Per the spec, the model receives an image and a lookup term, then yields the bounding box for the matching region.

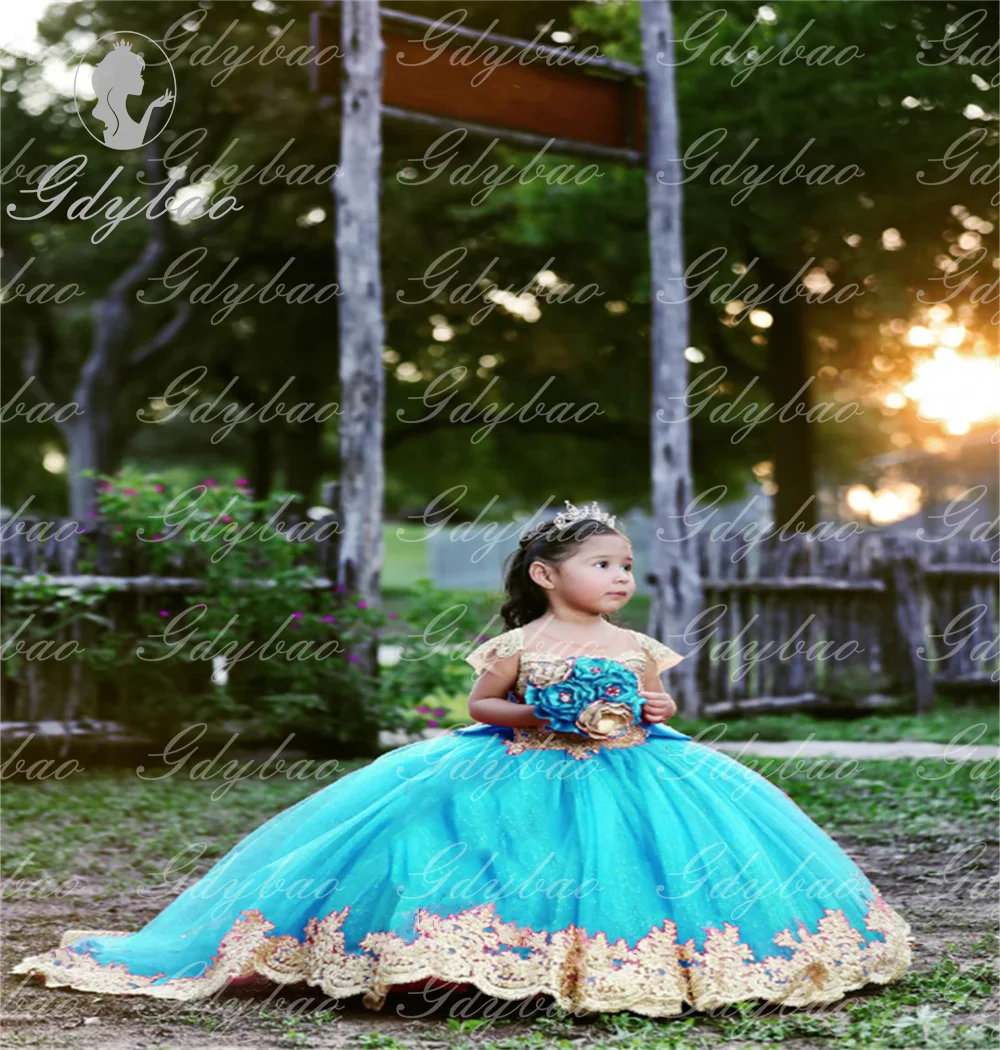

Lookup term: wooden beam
[311,8,645,155]
[381,105,642,164]
[700,577,888,593]
[379,7,643,80]
[0,575,337,590]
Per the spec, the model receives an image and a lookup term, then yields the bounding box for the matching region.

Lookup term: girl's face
[532,531,636,615]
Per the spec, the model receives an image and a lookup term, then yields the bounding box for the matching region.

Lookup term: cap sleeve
[637,632,685,674]
[464,627,524,679]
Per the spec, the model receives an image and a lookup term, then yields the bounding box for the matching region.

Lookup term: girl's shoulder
[623,629,686,673]
[464,626,525,678]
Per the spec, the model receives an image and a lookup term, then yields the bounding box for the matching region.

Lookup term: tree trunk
[249,423,275,503]
[640,0,703,717]
[283,414,324,513]
[63,416,110,525]
[332,0,386,757]
[756,255,817,531]
[334,0,385,606]
[18,129,190,523]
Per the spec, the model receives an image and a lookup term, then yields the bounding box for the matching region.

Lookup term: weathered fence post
[335,0,386,608]
[882,544,935,714]
[333,0,386,754]
[640,0,702,716]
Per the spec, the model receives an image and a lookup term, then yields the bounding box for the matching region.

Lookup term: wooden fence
[1,518,997,736]
[695,530,997,717]
[1,512,344,758]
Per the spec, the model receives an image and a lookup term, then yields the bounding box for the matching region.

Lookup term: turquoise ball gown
[10,627,913,1016]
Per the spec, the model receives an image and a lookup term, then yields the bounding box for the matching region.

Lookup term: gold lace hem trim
[10,891,913,1015]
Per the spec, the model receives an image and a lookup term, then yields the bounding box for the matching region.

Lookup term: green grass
[672,703,1000,746]
[382,523,431,589]
[1,765,366,898]
[760,755,998,843]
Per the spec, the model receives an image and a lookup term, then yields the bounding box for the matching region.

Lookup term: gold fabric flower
[575,701,635,740]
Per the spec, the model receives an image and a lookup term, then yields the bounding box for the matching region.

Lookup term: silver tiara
[552,500,617,530]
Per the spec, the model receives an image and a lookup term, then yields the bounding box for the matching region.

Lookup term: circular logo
[74,31,176,151]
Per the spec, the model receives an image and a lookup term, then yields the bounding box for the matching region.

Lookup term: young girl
[11,504,913,1016]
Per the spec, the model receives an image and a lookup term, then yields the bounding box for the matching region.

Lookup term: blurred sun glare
[901,346,1000,435]
[2,2,46,54]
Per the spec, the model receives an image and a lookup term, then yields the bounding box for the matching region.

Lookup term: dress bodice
[463,626,687,760]
[465,626,684,700]
[510,649,647,701]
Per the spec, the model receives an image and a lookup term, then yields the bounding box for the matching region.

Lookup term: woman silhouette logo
[75,33,176,151]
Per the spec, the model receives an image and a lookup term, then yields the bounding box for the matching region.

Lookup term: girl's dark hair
[499,517,629,630]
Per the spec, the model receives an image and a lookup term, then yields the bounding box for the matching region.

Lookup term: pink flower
[335,585,346,593]
[98,482,113,492]
[427,719,439,727]
[152,533,163,541]
[356,600,368,609]
[87,510,96,518]
[417,705,430,713]
[321,615,336,623]
[388,612,399,620]
[291,611,304,619]
[348,653,360,662]
[159,610,171,617]
[202,478,217,488]
[433,708,446,717]
[222,515,233,523]
[476,634,490,642]
[152,484,165,493]
[235,478,249,486]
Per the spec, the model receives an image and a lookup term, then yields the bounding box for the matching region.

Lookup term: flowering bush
[69,472,391,750]
[376,579,499,734]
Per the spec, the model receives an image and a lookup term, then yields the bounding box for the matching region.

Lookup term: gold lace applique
[677,888,914,1010]
[514,650,646,697]
[465,627,525,679]
[10,891,913,1015]
[633,633,685,674]
[507,724,650,761]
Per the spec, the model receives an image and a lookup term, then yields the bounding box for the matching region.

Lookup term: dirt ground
[2,822,997,1050]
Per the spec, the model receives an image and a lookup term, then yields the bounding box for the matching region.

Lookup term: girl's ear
[527,559,554,590]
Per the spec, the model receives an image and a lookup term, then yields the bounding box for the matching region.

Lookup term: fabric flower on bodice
[523,657,645,740]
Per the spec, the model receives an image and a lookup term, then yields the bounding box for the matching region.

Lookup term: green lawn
[382,523,432,589]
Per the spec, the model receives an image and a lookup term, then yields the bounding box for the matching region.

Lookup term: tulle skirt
[10,722,913,1016]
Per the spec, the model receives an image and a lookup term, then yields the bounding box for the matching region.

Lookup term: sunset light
[901,346,1000,435]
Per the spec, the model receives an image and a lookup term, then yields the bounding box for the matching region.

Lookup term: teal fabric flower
[524,657,645,739]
